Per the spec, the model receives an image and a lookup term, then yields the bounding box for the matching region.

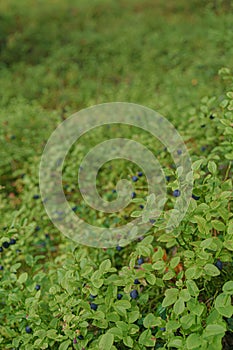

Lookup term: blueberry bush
[0,1,232,349]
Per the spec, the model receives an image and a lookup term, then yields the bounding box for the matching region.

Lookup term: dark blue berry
[130,290,138,299]
[0,265,4,270]
[72,206,78,212]
[132,176,138,182]
[138,171,143,177]
[112,189,116,193]
[160,327,166,331]
[90,303,98,311]
[2,242,10,249]
[139,204,144,209]
[116,245,122,251]
[192,194,200,200]
[90,294,97,299]
[209,114,215,120]
[35,284,41,291]
[149,219,156,224]
[137,257,144,265]
[25,326,32,334]
[165,176,170,182]
[201,124,206,128]
[33,194,40,199]
[215,260,223,270]
[78,335,84,340]
[201,146,206,152]
[173,189,180,197]
[0,247,3,252]
[177,149,182,155]
[35,226,40,231]
[9,238,16,245]
[134,279,140,285]
[117,293,123,300]
[131,192,136,199]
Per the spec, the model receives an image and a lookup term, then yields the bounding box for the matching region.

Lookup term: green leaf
[162,288,179,307]
[208,161,217,174]
[186,280,199,297]
[168,337,183,348]
[223,281,233,294]
[143,313,159,328]
[99,259,111,273]
[174,298,185,315]
[128,310,140,323]
[123,336,133,348]
[204,263,220,277]
[212,220,225,231]
[18,272,28,284]
[187,334,202,349]
[180,289,191,302]
[170,256,180,269]
[58,340,71,350]
[146,273,156,285]
[99,333,114,349]
[139,329,156,347]
[204,324,226,337]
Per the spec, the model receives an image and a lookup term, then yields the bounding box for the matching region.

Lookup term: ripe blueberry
[139,204,144,209]
[209,114,215,120]
[72,206,78,212]
[131,192,136,199]
[25,326,32,334]
[215,260,223,270]
[0,247,3,252]
[192,194,200,200]
[2,242,10,249]
[35,226,40,231]
[149,219,156,224]
[90,302,98,311]
[160,327,166,331]
[78,335,84,340]
[116,245,122,251]
[132,176,138,182]
[177,149,182,155]
[117,293,123,300]
[33,194,40,199]
[165,176,170,182]
[9,238,16,245]
[130,290,138,299]
[201,146,206,151]
[0,265,4,270]
[90,294,97,299]
[137,257,144,265]
[173,189,180,197]
[138,171,143,177]
[35,284,41,291]
[134,279,140,285]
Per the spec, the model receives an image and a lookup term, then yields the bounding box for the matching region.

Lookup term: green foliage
[0,0,233,349]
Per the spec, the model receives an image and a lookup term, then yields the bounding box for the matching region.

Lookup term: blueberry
[2,242,10,249]
[138,172,143,177]
[192,194,200,200]
[72,206,78,212]
[25,326,32,334]
[132,176,138,182]
[112,189,116,193]
[160,327,166,331]
[177,149,182,155]
[149,219,156,224]
[9,238,16,245]
[78,335,84,340]
[137,257,144,265]
[35,226,40,231]
[90,303,98,311]
[33,195,40,200]
[165,176,170,182]
[173,189,180,197]
[0,265,4,270]
[116,245,122,251]
[215,260,223,270]
[35,284,41,291]
[0,247,3,252]
[201,146,206,151]
[209,114,215,120]
[139,204,144,209]
[201,124,206,128]
[117,293,123,300]
[131,192,136,199]
[134,279,140,285]
[90,294,97,299]
[130,290,138,299]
